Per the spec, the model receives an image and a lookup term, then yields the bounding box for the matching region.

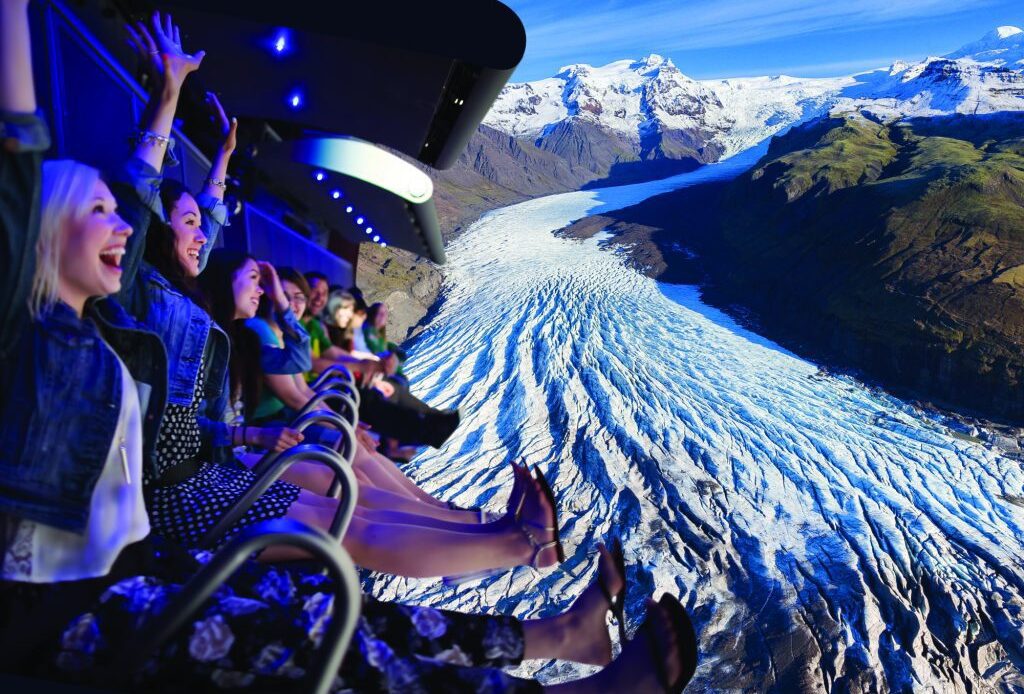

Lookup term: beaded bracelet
[207,177,227,189]
[137,130,171,147]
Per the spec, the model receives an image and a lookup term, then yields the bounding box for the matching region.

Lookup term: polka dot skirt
[147,352,302,549]
[148,461,301,548]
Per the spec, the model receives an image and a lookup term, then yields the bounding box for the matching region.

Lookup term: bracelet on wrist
[207,176,227,189]
[135,130,171,148]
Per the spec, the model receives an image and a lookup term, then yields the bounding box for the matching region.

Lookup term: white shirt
[1,348,150,582]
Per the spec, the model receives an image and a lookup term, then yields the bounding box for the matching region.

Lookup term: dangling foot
[589,596,697,693]
[557,542,628,665]
[516,466,563,569]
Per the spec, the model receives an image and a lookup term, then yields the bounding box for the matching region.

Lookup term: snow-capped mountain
[483,26,1024,163]
[947,25,1024,67]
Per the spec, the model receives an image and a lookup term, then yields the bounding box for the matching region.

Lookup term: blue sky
[503,0,1023,81]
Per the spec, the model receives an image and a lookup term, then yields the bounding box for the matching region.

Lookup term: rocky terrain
[558,112,1024,423]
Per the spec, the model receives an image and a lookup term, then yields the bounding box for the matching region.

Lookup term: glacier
[365,150,1024,692]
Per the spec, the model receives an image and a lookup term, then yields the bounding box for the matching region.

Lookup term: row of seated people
[0,3,697,692]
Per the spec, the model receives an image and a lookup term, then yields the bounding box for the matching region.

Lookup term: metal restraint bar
[121,519,361,694]
[199,444,358,547]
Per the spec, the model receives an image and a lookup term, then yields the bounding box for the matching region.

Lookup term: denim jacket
[0,113,168,532]
[109,158,233,450]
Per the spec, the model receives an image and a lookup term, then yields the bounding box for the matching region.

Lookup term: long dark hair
[198,249,264,418]
[145,178,208,310]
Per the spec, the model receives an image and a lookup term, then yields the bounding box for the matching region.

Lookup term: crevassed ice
[365,150,1024,692]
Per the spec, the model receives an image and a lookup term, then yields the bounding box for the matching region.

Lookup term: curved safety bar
[297,389,359,425]
[122,519,361,694]
[292,409,357,468]
[201,444,358,548]
[314,377,361,406]
[311,364,356,390]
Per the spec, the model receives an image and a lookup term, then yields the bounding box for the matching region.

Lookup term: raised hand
[126,12,204,94]
[205,91,237,154]
[258,261,288,311]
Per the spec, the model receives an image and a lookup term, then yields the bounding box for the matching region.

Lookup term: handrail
[311,364,356,390]
[200,444,358,548]
[291,409,357,469]
[297,389,358,425]
[314,377,361,406]
[121,519,361,694]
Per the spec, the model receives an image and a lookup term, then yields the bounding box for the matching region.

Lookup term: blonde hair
[30,160,101,318]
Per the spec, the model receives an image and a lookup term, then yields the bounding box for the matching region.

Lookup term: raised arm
[0,0,34,113]
[114,12,203,307]
[125,12,204,174]
[0,0,51,356]
[194,92,236,271]
[255,262,312,374]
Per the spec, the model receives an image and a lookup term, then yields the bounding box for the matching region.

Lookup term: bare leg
[357,486,485,525]
[272,477,557,577]
[544,599,687,694]
[354,444,451,508]
[522,544,624,665]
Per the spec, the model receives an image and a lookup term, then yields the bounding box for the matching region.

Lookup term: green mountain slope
[715,113,1024,422]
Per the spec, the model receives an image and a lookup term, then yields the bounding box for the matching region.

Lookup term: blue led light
[288,91,303,109]
[345,206,353,213]
[372,235,380,243]
[365,228,371,234]
[381,242,387,248]
[314,171,325,182]
[269,29,293,56]
[356,217,364,225]
[331,190,341,199]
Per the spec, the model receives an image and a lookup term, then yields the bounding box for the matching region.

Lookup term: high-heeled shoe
[649,594,698,693]
[441,463,531,586]
[523,465,565,566]
[598,539,627,642]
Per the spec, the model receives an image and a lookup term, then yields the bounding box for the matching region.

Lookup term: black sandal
[598,538,628,642]
[657,594,698,693]
[530,465,566,564]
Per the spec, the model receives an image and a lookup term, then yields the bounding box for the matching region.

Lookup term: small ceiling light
[288,91,303,109]
[372,235,380,243]
[356,216,364,225]
[331,190,341,199]
[345,206,353,213]
[274,35,286,53]
[366,227,373,233]
[381,242,387,248]
[365,228,371,234]
[314,171,325,182]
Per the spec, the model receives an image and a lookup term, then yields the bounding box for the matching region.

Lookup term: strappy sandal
[653,594,698,693]
[441,463,531,586]
[598,539,628,642]
[522,465,565,566]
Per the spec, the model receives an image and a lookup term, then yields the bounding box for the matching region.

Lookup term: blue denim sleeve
[194,191,228,273]
[198,368,233,448]
[109,158,164,313]
[245,311,312,375]
[0,111,49,359]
